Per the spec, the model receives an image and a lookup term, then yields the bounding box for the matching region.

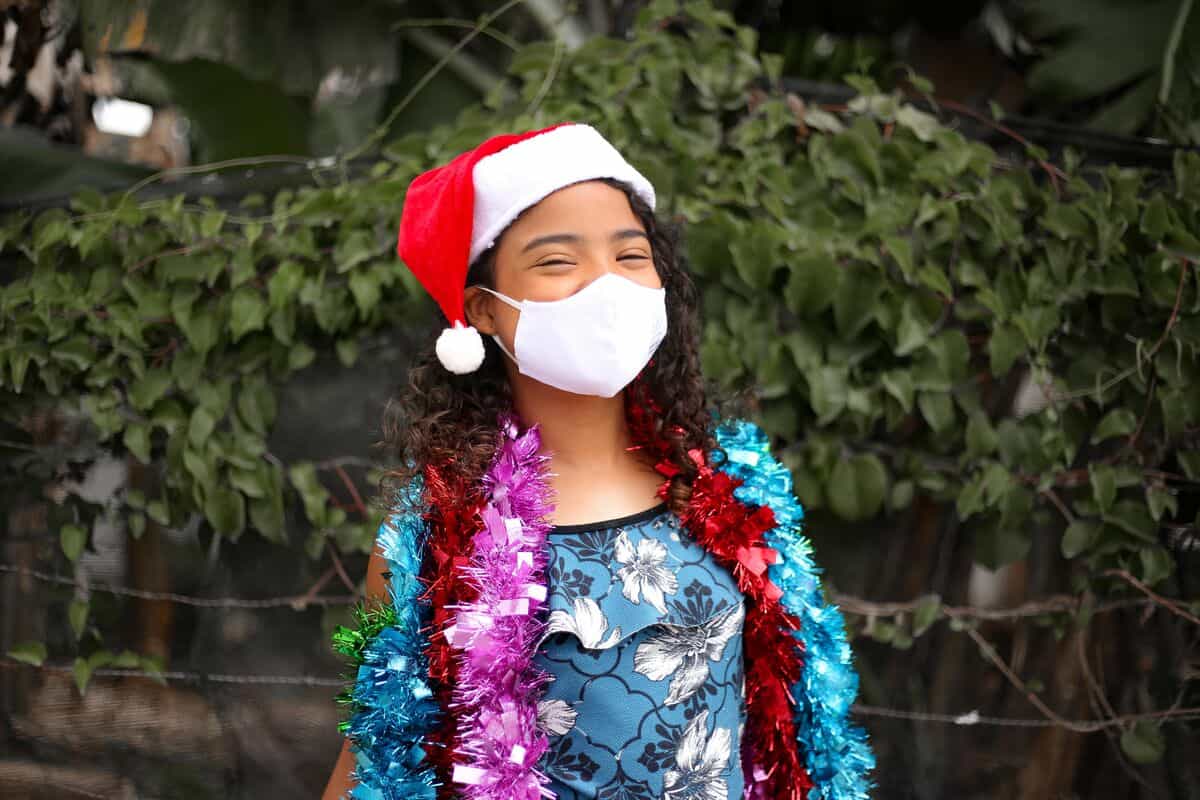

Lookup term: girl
[323,122,874,800]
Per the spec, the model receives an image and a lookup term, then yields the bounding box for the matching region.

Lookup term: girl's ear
[463,286,499,335]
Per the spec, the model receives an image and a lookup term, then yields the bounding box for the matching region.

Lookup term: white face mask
[474,272,668,398]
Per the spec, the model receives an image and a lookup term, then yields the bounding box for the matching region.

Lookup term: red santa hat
[396,121,657,374]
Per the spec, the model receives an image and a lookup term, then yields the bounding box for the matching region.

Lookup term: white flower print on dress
[633,601,745,706]
[662,709,733,800]
[613,530,678,614]
[536,697,578,736]
[541,596,624,649]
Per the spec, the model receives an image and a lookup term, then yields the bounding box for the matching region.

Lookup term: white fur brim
[468,124,656,265]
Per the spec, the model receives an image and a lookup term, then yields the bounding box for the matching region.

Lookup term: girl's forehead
[510,180,641,234]
[520,181,643,225]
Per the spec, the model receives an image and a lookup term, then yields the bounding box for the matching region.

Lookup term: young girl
[324,122,875,800]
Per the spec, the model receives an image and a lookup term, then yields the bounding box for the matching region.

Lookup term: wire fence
[5,560,1198,736]
[4,657,1199,731]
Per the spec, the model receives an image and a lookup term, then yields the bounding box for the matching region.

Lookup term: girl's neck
[510,380,633,471]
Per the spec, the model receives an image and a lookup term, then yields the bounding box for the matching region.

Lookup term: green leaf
[1102,500,1156,542]
[336,338,359,367]
[123,422,152,464]
[229,286,268,341]
[249,470,286,543]
[348,268,383,318]
[1090,464,1116,512]
[1146,485,1177,521]
[228,247,256,287]
[894,297,933,356]
[334,229,376,273]
[177,303,221,355]
[784,254,840,314]
[60,524,87,562]
[204,484,246,539]
[7,640,47,666]
[1061,520,1100,558]
[729,221,780,290]
[147,499,170,526]
[896,103,941,142]
[807,365,848,424]
[880,370,915,413]
[988,324,1024,374]
[68,599,89,641]
[1138,546,1173,585]
[128,369,172,411]
[1120,722,1165,765]
[965,412,999,458]
[974,517,1031,569]
[289,462,328,525]
[200,210,227,238]
[1091,408,1137,443]
[269,260,305,308]
[182,446,216,495]
[827,453,888,521]
[128,511,146,539]
[833,268,881,338]
[881,236,914,278]
[110,649,141,668]
[917,264,953,298]
[188,406,218,448]
[73,655,93,695]
[917,391,954,433]
[957,472,986,519]
[889,479,914,511]
[912,593,942,636]
[236,376,276,436]
[1178,451,1200,480]
[1041,203,1090,240]
[288,342,316,371]
[51,336,95,370]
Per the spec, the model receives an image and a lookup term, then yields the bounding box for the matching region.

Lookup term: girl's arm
[321,540,391,800]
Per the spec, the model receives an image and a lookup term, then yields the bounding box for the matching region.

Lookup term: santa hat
[396,121,657,374]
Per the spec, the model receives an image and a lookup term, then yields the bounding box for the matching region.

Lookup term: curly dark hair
[378,177,721,515]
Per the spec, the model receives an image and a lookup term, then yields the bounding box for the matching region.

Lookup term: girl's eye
[536,254,648,267]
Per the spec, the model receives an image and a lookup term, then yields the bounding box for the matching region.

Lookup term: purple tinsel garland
[443,413,559,799]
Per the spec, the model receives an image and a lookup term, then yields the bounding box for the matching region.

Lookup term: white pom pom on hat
[435,321,486,375]
[395,121,656,373]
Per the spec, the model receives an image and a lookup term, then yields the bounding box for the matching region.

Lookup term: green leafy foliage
[1023,0,1200,143]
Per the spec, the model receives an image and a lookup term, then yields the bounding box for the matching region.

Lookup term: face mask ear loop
[472,285,523,312]
[466,284,523,366]
[490,333,519,366]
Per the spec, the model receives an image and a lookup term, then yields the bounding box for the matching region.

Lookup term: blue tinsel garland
[340,476,442,800]
[336,419,875,799]
[713,418,877,800]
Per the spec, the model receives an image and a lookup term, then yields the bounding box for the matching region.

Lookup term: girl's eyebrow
[520,228,648,253]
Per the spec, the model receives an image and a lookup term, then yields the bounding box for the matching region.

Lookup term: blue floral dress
[531,501,748,800]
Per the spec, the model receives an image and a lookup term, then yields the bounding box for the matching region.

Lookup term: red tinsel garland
[625,379,814,800]
[418,462,486,799]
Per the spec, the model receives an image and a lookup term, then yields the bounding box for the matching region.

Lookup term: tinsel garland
[441,413,557,799]
[331,474,442,800]
[333,406,875,800]
[713,419,877,800]
[419,463,487,798]
[623,386,813,800]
